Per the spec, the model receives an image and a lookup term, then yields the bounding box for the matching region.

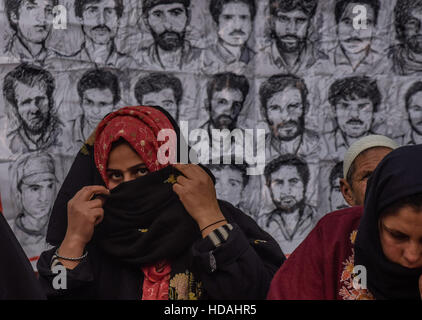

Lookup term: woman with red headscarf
[37,106,284,300]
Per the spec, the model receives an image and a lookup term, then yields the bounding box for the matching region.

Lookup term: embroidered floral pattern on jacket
[169,271,202,300]
[339,230,375,300]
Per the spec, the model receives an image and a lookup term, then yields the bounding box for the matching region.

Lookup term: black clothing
[355,144,422,299]
[0,213,45,299]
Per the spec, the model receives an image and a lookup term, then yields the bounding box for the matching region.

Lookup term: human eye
[222,14,233,21]
[170,8,183,17]
[218,98,228,105]
[390,230,409,242]
[273,179,283,186]
[134,166,148,177]
[105,7,115,15]
[340,102,349,109]
[406,19,420,30]
[86,6,98,14]
[151,9,162,18]
[363,171,372,180]
[288,103,300,110]
[30,185,41,192]
[277,14,289,23]
[35,96,46,106]
[410,105,422,112]
[229,179,241,187]
[107,171,122,181]
[342,17,353,25]
[296,18,307,25]
[269,104,279,111]
[289,178,299,185]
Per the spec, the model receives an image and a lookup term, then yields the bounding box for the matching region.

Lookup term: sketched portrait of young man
[55,0,137,69]
[70,68,121,150]
[203,0,256,74]
[10,152,58,267]
[402,81,422,145]
[4,0,57,65]
[328,161,348,212]
[134,73,183,121]
[322,76,380,159]
[328,0,383,74]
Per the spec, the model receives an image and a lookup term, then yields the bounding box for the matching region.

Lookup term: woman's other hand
[172,164,227,238]
[58,185,109,269]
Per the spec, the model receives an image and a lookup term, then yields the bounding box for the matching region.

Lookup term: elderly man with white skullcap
[339,135,398,207]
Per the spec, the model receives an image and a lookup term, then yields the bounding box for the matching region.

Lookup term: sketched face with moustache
[335,95,374,139]
[217,1,252,47]
[209,88,244,130]
[146,3,188,51]
[266,86,305,141]
[269,164,305,214]
[337,2,376,55]
[407,90,422,135]
[80,0,120,45]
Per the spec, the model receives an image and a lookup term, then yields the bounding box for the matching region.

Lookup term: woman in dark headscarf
[37,105,284,300]
[0,194,46,299]
[268,144,422,300]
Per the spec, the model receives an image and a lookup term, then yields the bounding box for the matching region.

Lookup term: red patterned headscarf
[94,106,177,186]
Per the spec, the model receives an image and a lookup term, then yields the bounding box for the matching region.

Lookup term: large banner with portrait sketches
[0,0,419,267]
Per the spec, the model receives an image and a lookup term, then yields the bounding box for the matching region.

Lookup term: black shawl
[0,212,45,299]
[355,144,422,300]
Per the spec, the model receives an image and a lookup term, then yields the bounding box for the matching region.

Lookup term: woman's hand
[172,164,226,237]
[58,185,109,269]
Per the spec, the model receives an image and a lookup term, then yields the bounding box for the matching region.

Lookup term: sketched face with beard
[266,86,305,141]
[407,90,422,135]
[402,8,422,54]
[14,81,51,136]
[209,88,244,130]
[80,0,120,45]
[269,165,305,214]
[271,9,310,54]
[335,95,374,139]
[146,3,188,51]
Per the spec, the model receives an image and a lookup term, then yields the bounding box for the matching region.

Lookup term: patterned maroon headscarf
[94,106,176,186]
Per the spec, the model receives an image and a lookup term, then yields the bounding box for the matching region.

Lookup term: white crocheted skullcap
[343,135,399,178]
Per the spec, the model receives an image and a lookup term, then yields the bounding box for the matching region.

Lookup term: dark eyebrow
[383,224,409,237]
[128,163,148,171]
[169,7,184,13]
